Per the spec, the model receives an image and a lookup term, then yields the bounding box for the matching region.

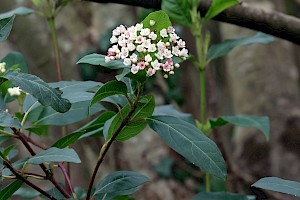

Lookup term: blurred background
[1,0,300,199]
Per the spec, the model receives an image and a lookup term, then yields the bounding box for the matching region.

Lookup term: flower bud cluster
[0,62,6,73]
[105,20,188,77]
[8,87,21,96]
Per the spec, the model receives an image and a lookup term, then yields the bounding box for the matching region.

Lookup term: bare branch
[84,0,300,45]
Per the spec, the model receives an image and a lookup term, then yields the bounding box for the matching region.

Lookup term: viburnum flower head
[105,19,188,78]
[8,87,21,96]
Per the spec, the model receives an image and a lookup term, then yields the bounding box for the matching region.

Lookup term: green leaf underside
[0,110,21,128]
[93,171,150,199]
[1,51,28,73]
[27,147,81,165]
[162,0,191,26]
[210,115,270,140]
[204,0,239,20]
[252,177,300,197]
[4,71,71,113]
[147,116,226,180]
[91,80,128,106]
[76,54,128,69]
[141,10,172,34]
[0,7,34,19]
[13,187,40,199]
[106,95,155,141]
[0,180,23,200]
[193,192,255,200]
[0,16,15,43]
[153,105,194,124]
[207,32,274,62]
[52,111,115,148]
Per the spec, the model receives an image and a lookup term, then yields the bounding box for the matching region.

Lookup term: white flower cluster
[105,20,188,78]
[0,62,6,73]
[8,87,21,96]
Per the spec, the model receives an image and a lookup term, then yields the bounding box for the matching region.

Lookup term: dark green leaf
[2,144,17,158]
[25,125,49,136]
[147,116,227,180]
[209,115,270,140]
[0,110,21,128]
[0,180,23,200]
[153,105,194,124]
[27,147,81,165]
[0,7,34,19]
[4,71,71,113]
[141,10,172,34]
[204,0,239,20]
[93,171,150,199]
[0,16,15,43]
[207,32,274,62]
[252,177,300,197]
[193,192,255,200]
[46,187,65,200]
[90,80,127,106]
[106,95,155,141]
[76,54,128,69]
[162,0,191,26]
[1,51,28,73]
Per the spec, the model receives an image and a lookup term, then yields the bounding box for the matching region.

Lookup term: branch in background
[84,0,300,45]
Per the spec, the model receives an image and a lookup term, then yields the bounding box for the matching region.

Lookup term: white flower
[136,45,145,52]
[175,63,180,68]
[147,44,157,52]
[8,87,21,96]
[118,39,126,47]
[157,41,165,51]
[143,39,151,48]
[127,42,136,51]
[140,28,150,36]
[151,59,160,70]
[163,49,173,58]
[131,65,139,74]
[145,54,152,62]
[160,28,168,38]
[150,20,155,26]
[129,32,137,40]
[123,58,131,66]
[177,39,186,48]
[179,48,188,57]
[0,62,6,73]
[135,23,143,31]
[147,68,156,76]
[121,47,129,59]
[167,26,175,34]
[172,46,180,56]
[135,36,145,44]
[105,56,111,63]
[110,36,118,44]
[155,51,164,60]
[130,53,138,63]
[149,32,157,40]
[169,33,179,43]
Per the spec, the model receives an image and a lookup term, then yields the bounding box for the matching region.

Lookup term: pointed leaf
[90,80,127,106]
[0,110,21,128]
[0,7,34,19]
[147,116,227,180]
[162,0,192,26]
[153,105,194,124]
[76,54,128,69]
[27,147,81,165]
[0,180,23,200]
[1,51,28,73]
[210,115,270,140]
[193,192,255,200]
[141,10,172,35]
[207,32,274,62]
[0,16,15,43]
[204,0,239,20]
[93,171,150,199]
[252,177,300,197]
[4,71,71,113]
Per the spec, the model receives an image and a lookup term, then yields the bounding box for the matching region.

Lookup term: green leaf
[106,95,155,141]
[2,144,17,158]
[209,115,270,140]
[4,71,71,113]
[0,16,15,43]
[207,32,274,62]
[1,51,28,73]
[252,177,300,197]
[52,111,115,148]
[141,10,172,34]
[27,147,81,165]
[0,7,34,19]
[204,0,239,20]
[153,105,194,124]
[76,54,128,69]
[193,192,255,200]
[162,0,191,26]
[0,180,23,200]
[90,80,127,106]
[0,110,21,128]
[13,187,40,199]
[93,171,150,199]
[147,116,227,180]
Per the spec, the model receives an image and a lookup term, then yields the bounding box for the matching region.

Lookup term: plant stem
[85,85,143,200]
[47,17,63,81]
[59,163,75,196]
